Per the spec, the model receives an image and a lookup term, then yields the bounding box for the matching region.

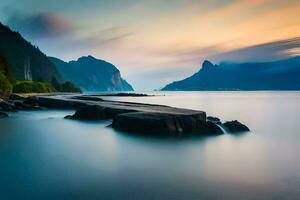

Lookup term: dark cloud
[47,27,133,52]
[86,27,134,47]
[211,37,300,63]
[152,37,300,65]
[29,25,134,60]
[7,12,74,39]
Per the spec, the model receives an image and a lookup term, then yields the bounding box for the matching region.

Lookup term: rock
[112,112,223,136]
[9,94,25,101]
[11,100,24,110]
[205,121,224,135]
[37,95,248,136]
[207,116,221,124]
[72,96,104,101]
[68,105,108,120]
[0,111,8,118]
[0,99,14,111]
[67,105,137,120]
[223,120,250,133]
[37,97,85,109]
[23,96,39,106]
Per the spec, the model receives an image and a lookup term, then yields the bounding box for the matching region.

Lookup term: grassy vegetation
[60,81,81,93]
[12,81,55,93]
[51,77,81,93]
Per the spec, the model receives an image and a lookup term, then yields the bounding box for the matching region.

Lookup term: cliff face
[49,56,134,92]
[0,22,61,82]
[162,58,300,91]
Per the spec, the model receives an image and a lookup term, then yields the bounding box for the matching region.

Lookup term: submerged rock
[0,111,8,118]
[223,120,250,133]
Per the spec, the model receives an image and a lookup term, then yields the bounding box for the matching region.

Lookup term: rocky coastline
[0,93,250,136]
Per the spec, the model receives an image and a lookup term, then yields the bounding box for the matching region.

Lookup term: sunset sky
[1,0,300,90]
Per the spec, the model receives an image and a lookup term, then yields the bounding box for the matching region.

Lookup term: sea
[0,91,299,200]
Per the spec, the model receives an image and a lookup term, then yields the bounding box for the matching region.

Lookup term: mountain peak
[77,55,97,61]
[202,60,214,70]
[50,56,134,92]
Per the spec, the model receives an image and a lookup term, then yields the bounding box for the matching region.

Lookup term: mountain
[0,52,13,96]
[0,22,61,82]
[49,56,134,91]
[162,57,300,91]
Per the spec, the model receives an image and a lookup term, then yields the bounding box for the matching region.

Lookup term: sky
[1,0,300,90]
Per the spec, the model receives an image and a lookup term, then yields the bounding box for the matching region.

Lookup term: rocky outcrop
[65,104,138,120]
[59,95,250,136]
[223,120,250,133]
[0,98,14,111]
[36,96,85,109]
[112,112,223,136]
[1,94,250,136]
[207,116,221,124]
[66,105,109,120]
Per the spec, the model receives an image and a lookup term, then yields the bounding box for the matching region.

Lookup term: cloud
[148,37,300,67]
[5,11,133,60]
[28,25,134,61]
[7,12,74,39]
[211,37,300,63]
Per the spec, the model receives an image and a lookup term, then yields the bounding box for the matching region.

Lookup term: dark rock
[37,97,85,109]
[207,116,221,124]
[67,105,137,120]
[9,94,25,101]
[37,95,248,136]
[223,120,250,133]
[69,105,108,120]
[72,96,104,101]
[205,121,224,135]
[0,111,8,118]
[0,99,14,111]
[112,112,223,136]
[23,96,39,106]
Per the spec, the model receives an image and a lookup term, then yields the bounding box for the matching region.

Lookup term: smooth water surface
[0,92,300,200]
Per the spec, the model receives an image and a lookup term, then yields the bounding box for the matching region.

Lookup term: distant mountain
[49,56,134,91]
[0,22,61,82]
[162,57,300,91]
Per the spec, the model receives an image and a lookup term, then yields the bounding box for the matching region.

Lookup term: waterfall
[24,59,32,81]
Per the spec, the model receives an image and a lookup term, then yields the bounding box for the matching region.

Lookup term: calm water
[0,92,300,200]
